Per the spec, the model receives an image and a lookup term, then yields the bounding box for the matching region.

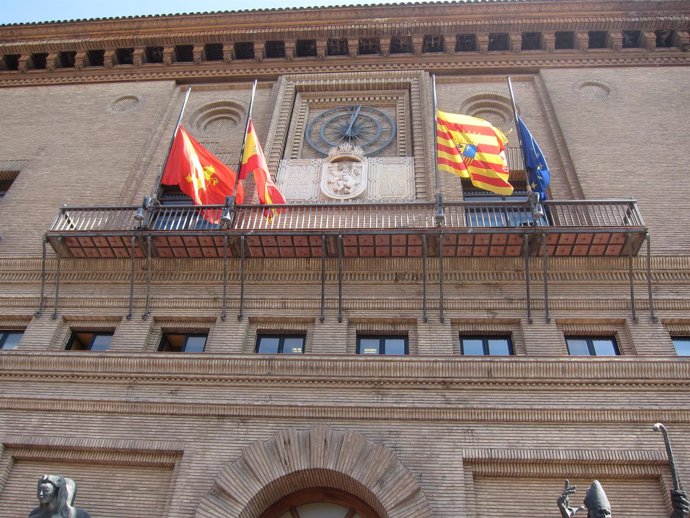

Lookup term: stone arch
[195,425,433,518]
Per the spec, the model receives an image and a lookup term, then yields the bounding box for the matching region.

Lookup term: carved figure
[29,475,91,518]
[557,479,689,518]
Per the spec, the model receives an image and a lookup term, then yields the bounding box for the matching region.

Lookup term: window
[0,171,20,198]
[422,35,444,53]
[256,334,305,354]
[460,335,513,356]
[204,43,224,61]
[265,41,286,58]
[234,42,255,59]
[58,51,76,68]
[655,30,675,48]
[3,54,20,71]
[358,37,380,55]
[488,33,509,51]
[0,330,23,350]
[159,333,207,353]
[356,335,407,355]
[116,48,134,65]
[175,45,194,62]
[87,49,105,67]
[327,38,348,56]
[672,337,690,356]
[566,336,620,356]
[66,331,113,351]
[390,35,412,54]
[456,34,476,52]
[521,32,542,51]
[30,53,48,69]
[145,46,164,63]
[622,30,641,48]
[296,39,317,57]
[588,31,608,49]
[555,31,575,49]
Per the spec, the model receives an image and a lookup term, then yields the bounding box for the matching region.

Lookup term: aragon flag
[161,125,244,221]
[240,119,286,217]
[436,110,513,196]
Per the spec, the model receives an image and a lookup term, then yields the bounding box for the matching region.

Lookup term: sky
[1,0,424,25]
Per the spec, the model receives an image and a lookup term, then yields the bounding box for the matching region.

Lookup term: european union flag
[517,116,551,201]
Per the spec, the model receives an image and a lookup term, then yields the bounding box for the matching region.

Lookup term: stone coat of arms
[320,144,368,200]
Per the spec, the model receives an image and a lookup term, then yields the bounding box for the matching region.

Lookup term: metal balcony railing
[49,199,644,234]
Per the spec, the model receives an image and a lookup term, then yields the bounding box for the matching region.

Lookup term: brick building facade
[1,1,689,517]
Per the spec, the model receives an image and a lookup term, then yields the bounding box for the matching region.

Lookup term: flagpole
[506,76,534,197]
[431,74,445,225]
[153,85,192,197]
[231,79,258,202]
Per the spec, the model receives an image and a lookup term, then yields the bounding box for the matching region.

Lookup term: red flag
[161,125,244,221]
[240,119,286,217]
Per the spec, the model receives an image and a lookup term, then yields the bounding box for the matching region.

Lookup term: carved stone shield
[320,145,368,200]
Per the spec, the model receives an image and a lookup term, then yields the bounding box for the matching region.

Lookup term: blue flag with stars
[517,116,551,200]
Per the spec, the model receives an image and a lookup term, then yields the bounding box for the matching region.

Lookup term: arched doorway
[195,425,432,518]
[260,488,380,518]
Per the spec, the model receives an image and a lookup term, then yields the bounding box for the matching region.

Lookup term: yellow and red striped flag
[436,110,513,196]
[239,119,286,217]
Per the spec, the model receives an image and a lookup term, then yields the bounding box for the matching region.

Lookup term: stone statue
[29,475,91,518]
[557,479,689,518]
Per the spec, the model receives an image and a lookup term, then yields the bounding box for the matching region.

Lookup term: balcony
[46,199,647,260]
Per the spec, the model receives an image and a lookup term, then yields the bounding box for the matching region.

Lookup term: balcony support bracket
[238,235,246,321]
[221,235,229,322]
[142,236,152,320]
[439,231,445,324]
[541,233,550,323]
[646,233,657,322]
[524,233,532,324]
[338,234,344,323]
[51,237,63,320]
[422,234,428,323]
[126,235,137,320]
[320,235,326,323]
[627,233,638,323]
[35,235,48,318]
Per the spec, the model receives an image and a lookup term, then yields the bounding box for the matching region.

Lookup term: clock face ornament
[305,105,396,156]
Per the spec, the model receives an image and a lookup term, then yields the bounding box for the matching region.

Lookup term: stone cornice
[0,353,688,386]
[0,396,688,424]
[1,1,689,39]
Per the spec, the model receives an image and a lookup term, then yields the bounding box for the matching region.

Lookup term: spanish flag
[240,119,286,216]
[436,110,513,196]
[161,125,244,215]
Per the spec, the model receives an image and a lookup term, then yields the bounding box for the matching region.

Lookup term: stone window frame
[144,318,215,353]
[0,317,30,351]
[65,330,114,352]
[557,319,635,356]
[346,318,417,355]
[53,317,122,352]
[244,317,314,354]
[663,321,690,356]
[452,319,525,355]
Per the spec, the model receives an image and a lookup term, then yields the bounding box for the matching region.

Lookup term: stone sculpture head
[584,480,612,518]
[31,475,79,518]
